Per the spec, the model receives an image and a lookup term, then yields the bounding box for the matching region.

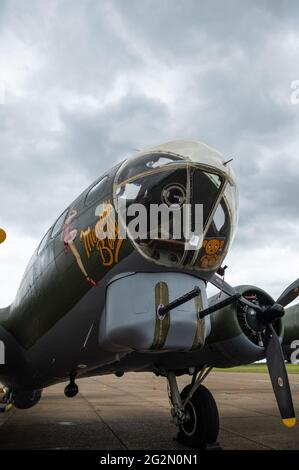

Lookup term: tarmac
[0,371,299,450]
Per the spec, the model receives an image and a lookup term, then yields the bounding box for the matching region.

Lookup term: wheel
[13,389,42,409]
[64,382,79,398]
[178,384,219,449]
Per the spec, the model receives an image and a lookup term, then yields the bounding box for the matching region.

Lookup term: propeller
[210,274,299,427]
[276,278,299,307]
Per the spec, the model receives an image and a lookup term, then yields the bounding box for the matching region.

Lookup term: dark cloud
[0,92,169,238]
[1,0,299,299]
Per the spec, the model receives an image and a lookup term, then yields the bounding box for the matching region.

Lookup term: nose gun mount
[156,286,241,320]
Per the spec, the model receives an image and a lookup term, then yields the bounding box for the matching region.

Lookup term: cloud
[1,0,299,305]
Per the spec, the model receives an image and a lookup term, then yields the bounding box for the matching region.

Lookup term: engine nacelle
[204,285,284,368]
[282,303,299,362]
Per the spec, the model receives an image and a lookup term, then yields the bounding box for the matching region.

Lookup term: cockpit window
[37,229,50,255]
[85,176,108,206]
[51,209,68,238]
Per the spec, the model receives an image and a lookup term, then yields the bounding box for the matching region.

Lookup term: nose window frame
[113,157,237,272]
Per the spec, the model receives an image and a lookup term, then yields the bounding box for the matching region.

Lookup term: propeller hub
[258,303,285,325]
[245,303,285,333]
[245,307,265,332]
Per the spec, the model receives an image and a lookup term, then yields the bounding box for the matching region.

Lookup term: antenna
[223,158,233,166]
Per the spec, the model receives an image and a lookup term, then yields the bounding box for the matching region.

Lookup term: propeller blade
[210,274,236,296]
[210,275,296,426]
[210,274,262,311]
[276,278,299,307]
[263,324,296,427]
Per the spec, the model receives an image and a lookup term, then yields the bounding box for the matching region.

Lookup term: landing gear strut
[167,368,220,449]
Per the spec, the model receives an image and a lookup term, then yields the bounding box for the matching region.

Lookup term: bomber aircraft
[0,140,299,449]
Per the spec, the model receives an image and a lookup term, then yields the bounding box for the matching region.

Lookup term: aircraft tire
[178,384,219,449]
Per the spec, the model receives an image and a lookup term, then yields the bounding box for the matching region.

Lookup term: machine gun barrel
[157,288,241,319]
[157,286,201,316]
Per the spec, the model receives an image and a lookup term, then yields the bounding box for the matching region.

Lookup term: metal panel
[99,272,209,352]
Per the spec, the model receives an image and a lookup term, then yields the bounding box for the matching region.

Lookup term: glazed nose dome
[114,140,238,275]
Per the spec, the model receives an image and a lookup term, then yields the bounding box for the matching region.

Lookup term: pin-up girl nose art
[63,209,97,287]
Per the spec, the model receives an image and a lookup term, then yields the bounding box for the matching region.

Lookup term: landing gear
[178,384,219,448]
[64,375,79,398]
[167,368,220,449]
[13,389,42,409]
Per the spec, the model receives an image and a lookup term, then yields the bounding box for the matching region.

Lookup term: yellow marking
[79,201,124,268]
[80,226,93,258]
[114,238,123,263]
[282,417,296,428]
[0,228,6,244]
[151,282,170,350]
[192,293,205,350]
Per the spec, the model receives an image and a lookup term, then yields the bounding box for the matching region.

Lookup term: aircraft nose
[114,145,238,274]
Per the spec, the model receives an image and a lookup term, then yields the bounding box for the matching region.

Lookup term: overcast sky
[1,0,299,306]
